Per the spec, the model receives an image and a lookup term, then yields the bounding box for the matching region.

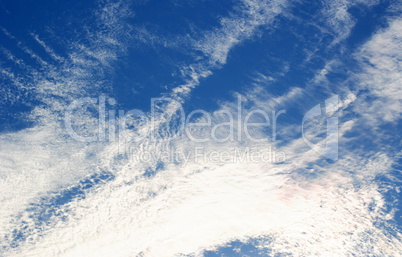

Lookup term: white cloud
[320,0,379,45]
[1,1,402,257]
[193,0,288,67]
[355,18,402,123]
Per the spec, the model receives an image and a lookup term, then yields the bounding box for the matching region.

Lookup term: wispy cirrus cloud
[1,0,402,257]
[355,18,402,124]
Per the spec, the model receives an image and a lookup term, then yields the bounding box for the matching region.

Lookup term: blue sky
[0,0,402,256]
